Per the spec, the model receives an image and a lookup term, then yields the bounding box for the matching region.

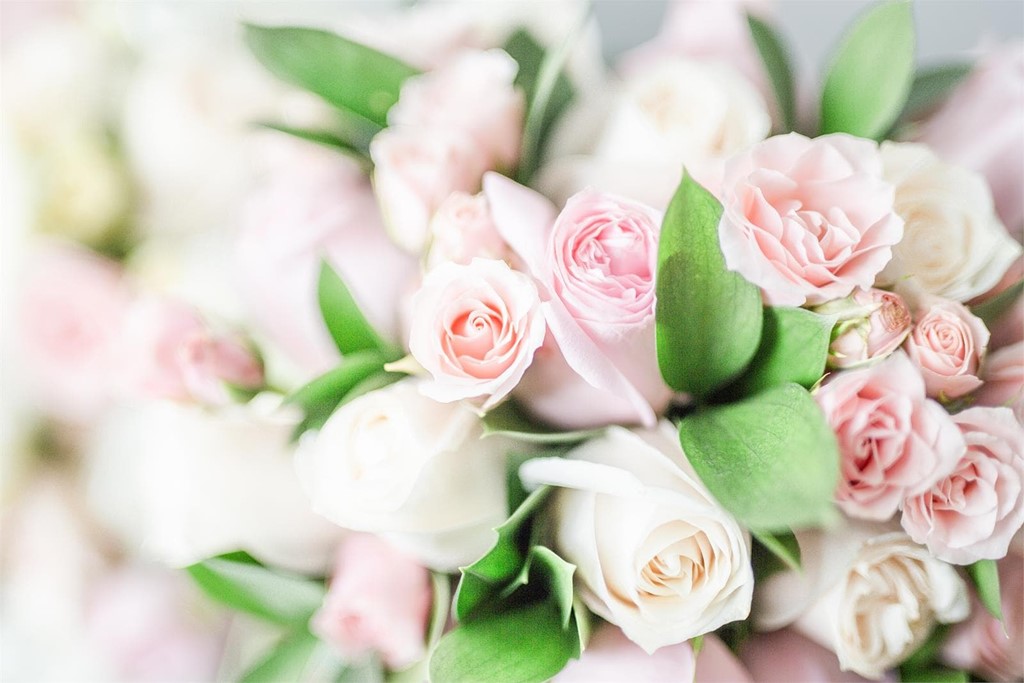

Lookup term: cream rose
[814,352,965,520]
[877,142,1022,301]
[901,407,1024,565]
[756,525,969,680]
[408,258,545,409]
[294,379,510,571]
[904,297,990,399]
[520,423,753,653]
[718,133,904,307]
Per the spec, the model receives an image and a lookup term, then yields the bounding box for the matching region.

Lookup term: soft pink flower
[902,407,1024,564]
[974,341,1024,422]
[408,258,546,409]
[740,629,888,683]
[941,549,1024,682]
[371,126,487,254]
[86,567,225,683]
[236,145,416,376]
[18,243,129,421]
[177,334,264,406]
[425,191,507,270]
[916,44,1024,239]
[556,626,750,683]
[484,173,672,428]
[814,352,966,520]
[821,288,912,369]
[389,49,524,171]
[905,298,990,400]
[311,534,431,670]
[718,133,904,307]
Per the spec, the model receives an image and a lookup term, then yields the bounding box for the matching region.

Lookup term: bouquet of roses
[6,1,1022,682]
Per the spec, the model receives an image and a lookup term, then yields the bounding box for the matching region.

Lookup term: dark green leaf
[900,62,972,121]
[820,0,915,139]
[497,546,575,629]
[900,667,968,683]
[286,351,388,436]
[729,307,835,397]
[967,559,1003,621]
[317,259,396,358]
[747,14,797,132]
[656,172,763,399]
[899,623,952,675]
[752,530,802,573]
[971,279,1023,330]
[430,601,578,683]
[186,556,325,625]
[678,383,840,531]
[455,487,551,620]
[515,22,580,183]
[244,24,418,128]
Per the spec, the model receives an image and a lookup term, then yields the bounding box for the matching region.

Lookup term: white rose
[877,142,1022,302]
[294,379,510,571]
[541,58,770,208]
[520,422,753,653]
[756,524,969,680]
[86,394,343,574]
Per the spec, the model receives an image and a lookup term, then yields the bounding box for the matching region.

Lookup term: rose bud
[424,191,508,270]
[901,406,1024,565]
[814,352,965,521]
[974,341,1024,422]
[408,258,546,410]
[817,288,912,369]
[904,297,990,400]
[717,133,904,307]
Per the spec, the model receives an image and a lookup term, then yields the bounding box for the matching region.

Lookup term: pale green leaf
[244,25,418,127]
[254,121,371,166]
[678,383,840,531]
[971,279,1023,330]
[747,13,797,131]
[186,556,325,625]
[285,351,388,436]
[482,402,603,444]
[820,0,915,139]
[900,62,972,121]
[656,172,763,398]
[317,260,396,358]
[967,559,1003,621]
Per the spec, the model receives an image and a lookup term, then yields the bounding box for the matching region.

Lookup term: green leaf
[515,21,581,183]
[656,172,763,399]
[286,351,389,436]
[186,556,325,625]
[900,667,968,683]
[678,383,840,531]
[971,279,1023,330]
[430,601,578,683]
[691,634,705,658]
[752,530,802,573]
[820,0,915,139]
[899,62,972,121]
[729,307,835,397]
[482,402,603,444]
[244,24,418,128]
[240,629,358,683]
[899,623,952,675]
[747,13,797,132]
[317,259,396,358]
[967,559,1003,621]
[497,545,576,629]
[254,121,371,166]
[455,487,551,621]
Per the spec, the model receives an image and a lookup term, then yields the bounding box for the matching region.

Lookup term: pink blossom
[740,629,889,682]
[902,407,1024,564]
[311,534,431,670]
[425,191,508,270]
[484,173,672,428]
[905,298,990,400]
[821,288,912,369]
[814,352,966,520]
[718,133,904,307]
[974,342,1024,422]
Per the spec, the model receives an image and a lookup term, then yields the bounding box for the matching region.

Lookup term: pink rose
[740,629,888,683]
[311,534,431,670]
[370,126,487,254]
[408,258,546,409]
[18,243,129,421]
[485,173,672,428]
[916,44,1024,239]
[718,133,904,307]
[820,288,912,369]
[901,406,1024,564]
[177,333,264,406]
[556,626,750,683]
[389,49,524,171]
[905,298,990,400]
[974,341,1024,422]
[941,549,1024,682]
[236,145,416,376]
[425,191,508,270]
[814,352,966,520]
